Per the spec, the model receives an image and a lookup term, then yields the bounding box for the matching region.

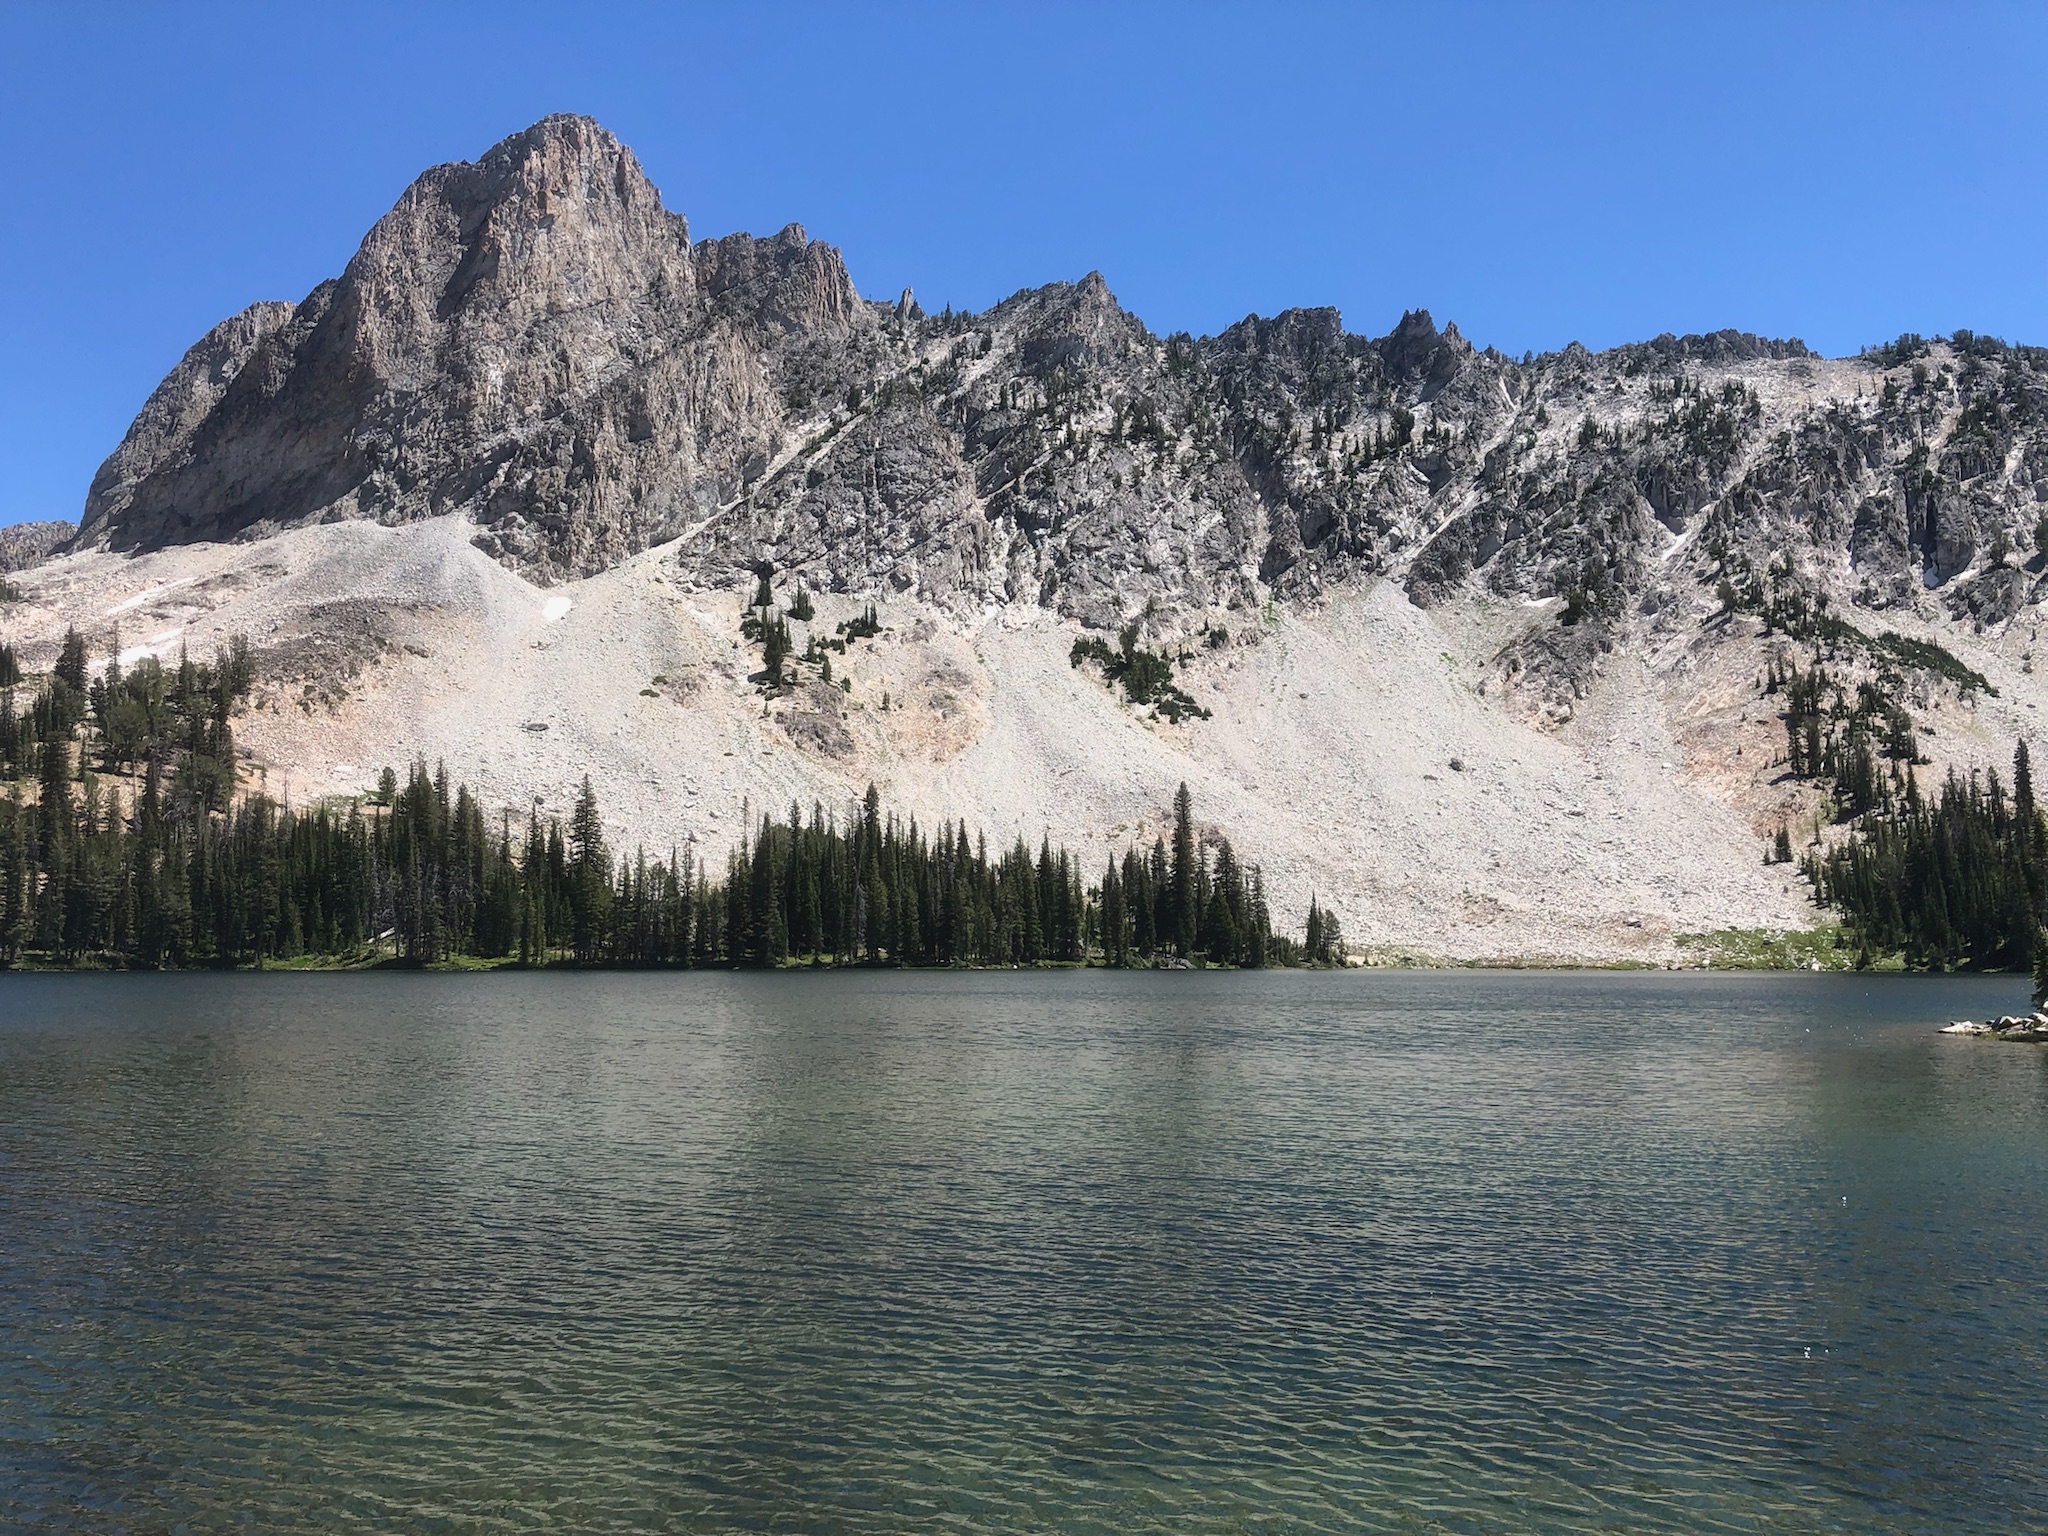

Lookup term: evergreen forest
[1805,741,2046,973]
[1727,568,2048,973]
[16,605,2043,978]
[0,631,1330,970]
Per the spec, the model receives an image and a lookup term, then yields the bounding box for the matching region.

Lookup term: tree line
[1738,580,2041,975]
[0,630,1337,969]
[1806,741,2045,973]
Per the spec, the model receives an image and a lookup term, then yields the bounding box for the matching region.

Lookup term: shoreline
[1941,1013,2048,1041]
[0,945,2020,978]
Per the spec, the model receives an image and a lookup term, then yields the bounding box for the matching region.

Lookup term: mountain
[0,522,74,575]
[8,114,2047,962]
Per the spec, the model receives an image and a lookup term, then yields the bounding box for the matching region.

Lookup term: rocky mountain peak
[454,113,660,223]
[1012,272,1148,374]
[349,111,693,358]
[1378,307,1442,369]
[1074,270,1113,304]
[695,222,861,338]
[74,116,772,579]
[63,114,2048,677]
[1215,306,1345,360]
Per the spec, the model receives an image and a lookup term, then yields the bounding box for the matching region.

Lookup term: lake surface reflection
[2,969,2044,1532]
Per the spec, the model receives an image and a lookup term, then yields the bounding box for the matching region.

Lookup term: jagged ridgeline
[67,112,2048,644]
[0,631,1310,969]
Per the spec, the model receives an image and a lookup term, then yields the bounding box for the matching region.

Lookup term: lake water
[1,970,2044,1533]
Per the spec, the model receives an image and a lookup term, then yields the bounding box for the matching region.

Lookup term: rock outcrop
[70,115,2048,684]
[75,116,858,584]
[0,521,75,574]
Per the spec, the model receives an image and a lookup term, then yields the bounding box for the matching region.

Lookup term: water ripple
[1,969,2044,1532]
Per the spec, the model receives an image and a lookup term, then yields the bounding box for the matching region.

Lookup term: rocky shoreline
[1941,1014,2048,1042]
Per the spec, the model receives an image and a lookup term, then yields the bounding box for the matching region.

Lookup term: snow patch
[105,578,194,617]
[116,628,185,668]
[542,595,573,623]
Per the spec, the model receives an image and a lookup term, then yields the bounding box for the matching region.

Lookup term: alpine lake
[2,969,2043,1533]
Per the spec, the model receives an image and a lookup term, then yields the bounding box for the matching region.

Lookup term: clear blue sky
[3,1,2044,529]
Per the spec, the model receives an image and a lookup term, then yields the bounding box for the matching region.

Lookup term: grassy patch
[1674,925,1893,970]
[257,950,523,971]
[1806,612,1994,696]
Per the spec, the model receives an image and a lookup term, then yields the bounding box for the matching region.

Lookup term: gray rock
[76,116,839,585]
[0,520,77,574]
[69,114,2048,669]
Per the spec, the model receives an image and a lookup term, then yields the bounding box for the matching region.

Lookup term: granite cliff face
[0,521,74,575]
[74,115,2048,666]
[76,116,856,583]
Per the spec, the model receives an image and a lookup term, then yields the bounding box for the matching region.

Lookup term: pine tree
[1316,902,1343,963]
[1100,854,1126,965]
[2015,741,2037,849]
[1127,845,1153,957]
[1171,782,1197,957]
[1246,868,1270,968]
[568,775,611,962]
[762,617,791,687]
[0,787,25,965]
[53,628,89,694]
[1201,881,1237,964]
